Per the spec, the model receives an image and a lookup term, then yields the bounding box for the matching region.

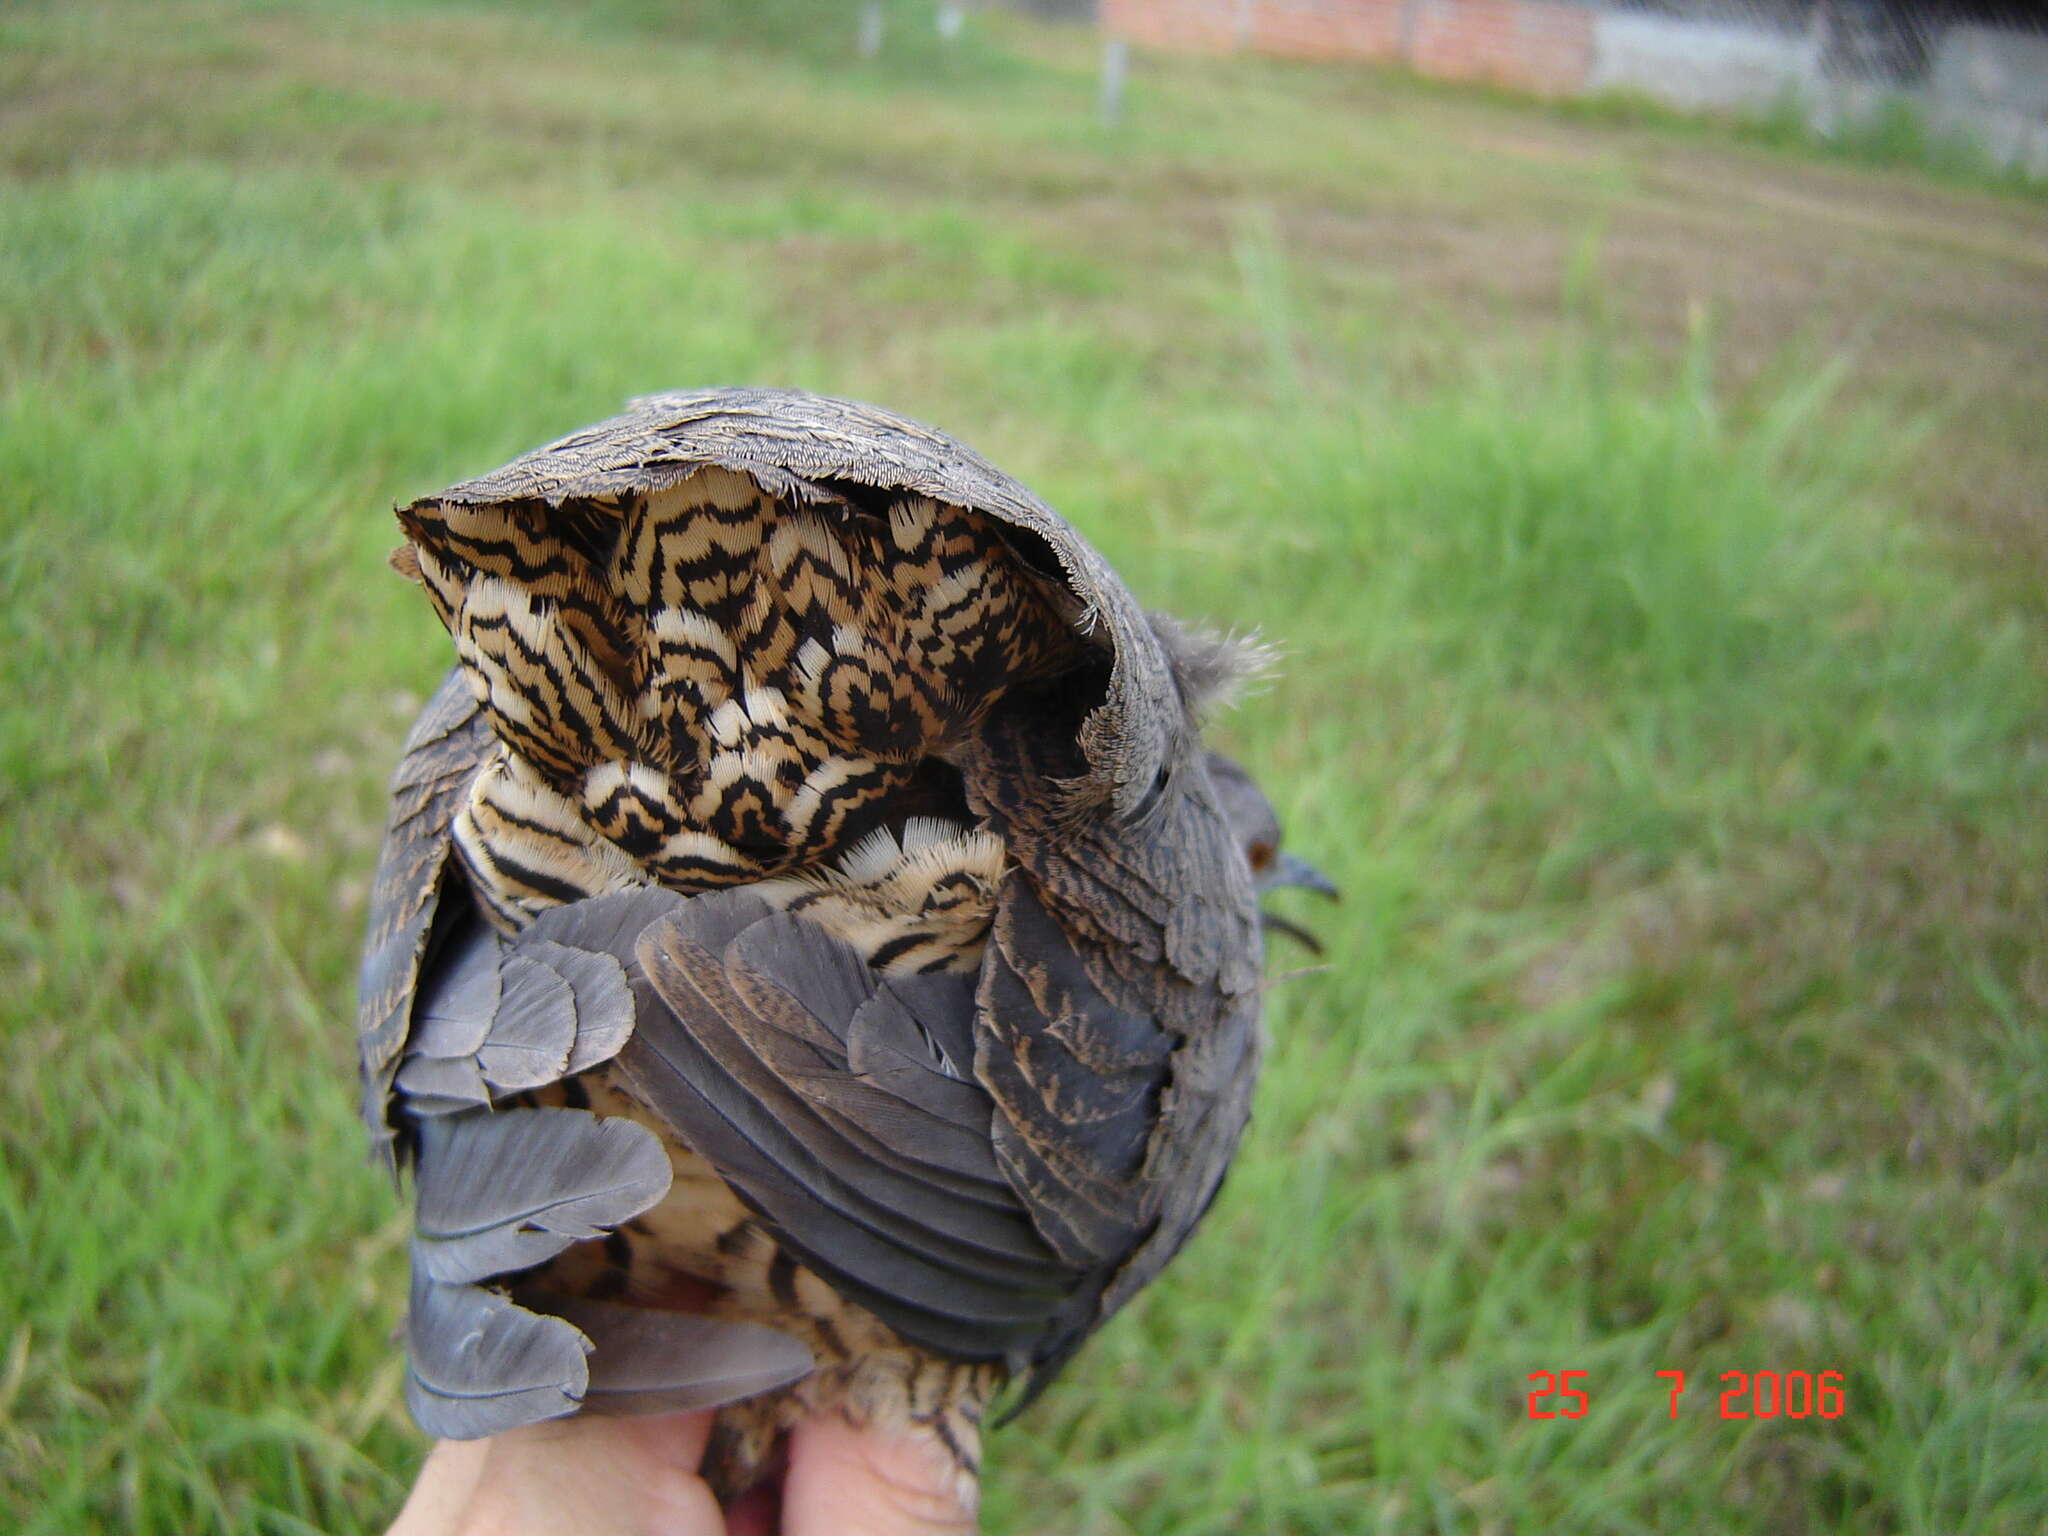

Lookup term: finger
[781,1413,978,1536]
[387,1438,490,1536]
[444,1411,724,1536]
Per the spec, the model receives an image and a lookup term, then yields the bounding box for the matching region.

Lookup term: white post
[858,2,884,60]
[937,3,966,42]
[1100,37,1129,127]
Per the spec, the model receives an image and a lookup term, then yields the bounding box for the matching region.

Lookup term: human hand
[386,1408,977,1536]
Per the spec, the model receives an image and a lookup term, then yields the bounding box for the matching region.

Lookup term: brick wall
[1105,0,1246,53]
[1248,1,1405,64]
[1102,0,1597,98]
[1411,0,1592,96]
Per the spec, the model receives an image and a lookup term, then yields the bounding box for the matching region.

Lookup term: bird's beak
[1260,910,1325,956]
[1259,855,1338,955]
[1270,851,1339,900]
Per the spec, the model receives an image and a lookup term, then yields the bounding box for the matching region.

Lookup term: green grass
[1560,86,2048,202]
[4,2,2046,1531]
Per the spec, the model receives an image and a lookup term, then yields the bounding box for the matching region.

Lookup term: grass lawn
[3,2,2045,1531]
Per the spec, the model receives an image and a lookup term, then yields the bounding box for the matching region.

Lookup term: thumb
[405,1411,723,1536]
[781,1412,979,1536]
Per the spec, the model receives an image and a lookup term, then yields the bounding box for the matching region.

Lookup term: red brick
[1408,0,1594,95]
[1107,0,1594,97]
[1248,0,1402,62]
[1103,0,1242,53]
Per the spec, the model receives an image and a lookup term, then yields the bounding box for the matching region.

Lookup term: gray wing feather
[469,954,577,1090]
[845,981,986,1132]
[727,915,871,1043]
[615,893,1080,1364]
[404,1267,590,1440]
[394,1054,490,1105]
[873,970,980,1077]
[405,1274,813,1439]
[642,911,1027,1214]
[391,902,651,1118]
[378,859,808,1440]
[520,1293,815,1418]
[406,934,501,1060]
[522,887,690,957]
[527,941,637,1073]
[401,1092,491,1120]
[412,1108,672,1285]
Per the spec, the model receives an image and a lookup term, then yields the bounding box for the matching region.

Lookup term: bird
[355,387,1331,1505]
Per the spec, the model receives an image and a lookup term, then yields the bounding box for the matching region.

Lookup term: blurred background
[3,2,2044,1531]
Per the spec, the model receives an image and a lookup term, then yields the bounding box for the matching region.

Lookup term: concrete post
[1101,37,1130,126]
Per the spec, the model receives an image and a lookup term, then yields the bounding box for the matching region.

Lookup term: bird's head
[1203,751,1337,954]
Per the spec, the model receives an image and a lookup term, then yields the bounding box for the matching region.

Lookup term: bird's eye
[1248,840,1275,873]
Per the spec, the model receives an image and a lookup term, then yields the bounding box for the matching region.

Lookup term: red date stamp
[1527,1370,1845,1420]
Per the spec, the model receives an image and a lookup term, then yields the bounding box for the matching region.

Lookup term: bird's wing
[949,719,1266,1405]
[613,879,1186,1385]
[389,896,818,1439]
[359,681,815,1439]
[356,666,491,1167]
